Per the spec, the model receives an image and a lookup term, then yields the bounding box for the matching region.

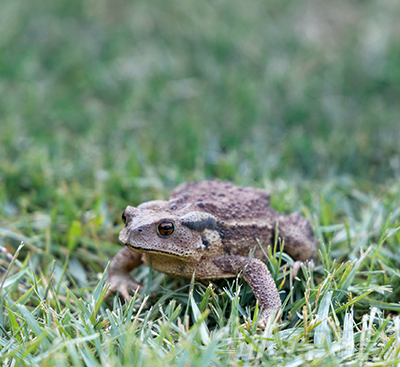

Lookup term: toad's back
[171,180,316,262]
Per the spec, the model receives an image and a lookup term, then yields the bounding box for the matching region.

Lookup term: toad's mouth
[122,241,186,258]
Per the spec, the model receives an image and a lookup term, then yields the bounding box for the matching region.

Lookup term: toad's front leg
[213,256,281,328]
[106,247,143,301]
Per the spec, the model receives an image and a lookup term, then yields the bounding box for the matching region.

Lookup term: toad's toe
[105,272,142,301]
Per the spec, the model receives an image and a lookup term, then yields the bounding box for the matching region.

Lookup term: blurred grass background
[1,0,400,210]
[1,0,400,364]
[1,0,400,284]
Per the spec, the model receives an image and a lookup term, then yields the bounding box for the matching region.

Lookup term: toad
[107,180,316,327]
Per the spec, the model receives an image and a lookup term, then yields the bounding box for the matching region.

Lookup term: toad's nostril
[137,228,144,233]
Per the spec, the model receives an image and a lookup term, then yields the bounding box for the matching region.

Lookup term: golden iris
[157,221,175,237]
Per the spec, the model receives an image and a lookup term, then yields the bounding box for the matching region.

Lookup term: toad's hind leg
[275,212,316,276]
[213,255,282,328]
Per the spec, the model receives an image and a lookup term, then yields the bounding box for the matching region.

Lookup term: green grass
[1,0,400,365]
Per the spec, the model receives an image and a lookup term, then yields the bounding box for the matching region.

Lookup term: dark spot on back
[216,223,233,243]
[181,216,216,232]
[223,245,231,255]
[201,236,210,249]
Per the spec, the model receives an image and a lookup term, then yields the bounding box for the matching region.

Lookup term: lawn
[1,0,400,365]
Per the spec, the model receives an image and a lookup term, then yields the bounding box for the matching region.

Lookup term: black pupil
[158,221,174,236]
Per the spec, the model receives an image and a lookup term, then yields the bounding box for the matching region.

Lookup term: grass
[1,0,400,365]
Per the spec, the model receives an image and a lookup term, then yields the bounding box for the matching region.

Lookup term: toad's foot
[105,247,143,301]
[106,271,142,301]
[257,308,282,329]
[292,258,315,279]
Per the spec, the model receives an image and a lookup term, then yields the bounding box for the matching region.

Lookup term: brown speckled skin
[108,180,316,327]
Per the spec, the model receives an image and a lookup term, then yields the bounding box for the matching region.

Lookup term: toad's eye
[157,221,175,237]
[122,212,127,224]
